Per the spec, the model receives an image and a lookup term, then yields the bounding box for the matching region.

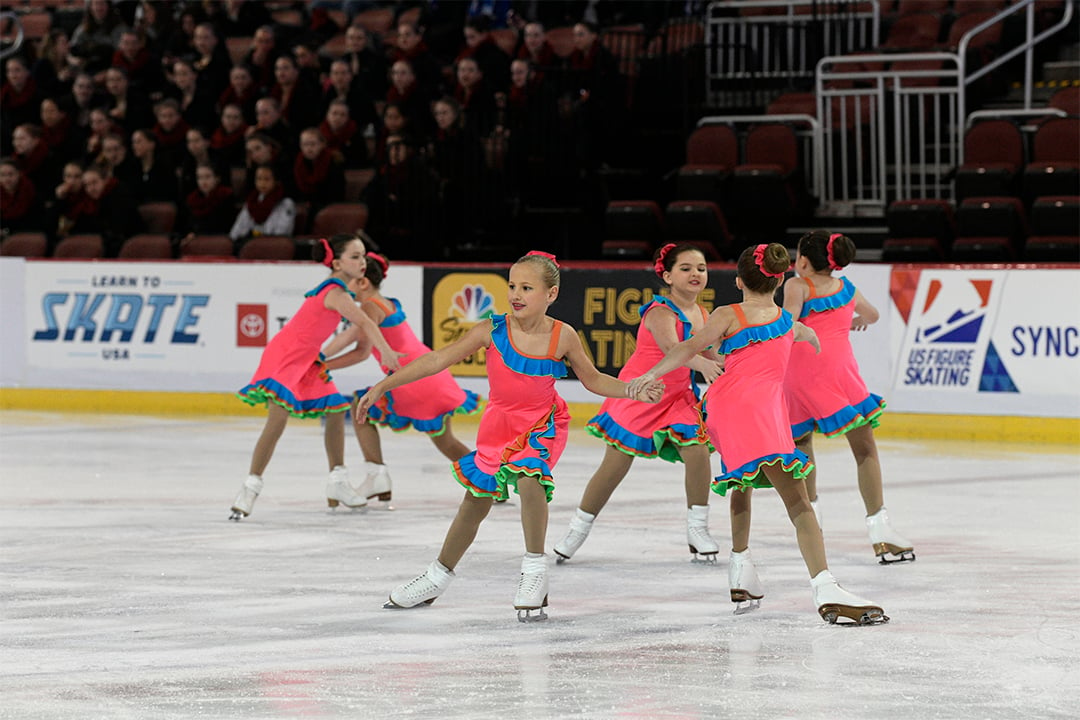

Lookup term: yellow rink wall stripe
[2,389,1077,445]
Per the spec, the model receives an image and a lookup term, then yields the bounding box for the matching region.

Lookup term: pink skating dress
[587,296,710,462]
[785,276,885,440]
[706,305,813,496]
[357,296,480,435]
[452,314,569,502]
[237,278,351,417]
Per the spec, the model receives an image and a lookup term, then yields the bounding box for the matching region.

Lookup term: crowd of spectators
[1,0,701,261]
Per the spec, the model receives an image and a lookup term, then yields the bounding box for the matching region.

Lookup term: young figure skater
[229,234,403,521]
[553,244,725,564]
[629,243,888,625]
[320,250,480,505]
[784,230,915,563]
[356,252,663,621]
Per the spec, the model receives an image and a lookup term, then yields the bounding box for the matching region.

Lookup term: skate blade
[875,545,916,564]
[690,552,718,565]
[327,501,369,514]
[553,551,570,565]
[818,604,890,625]
[732,599,761,615]
[516,607,548,623]
[228,509,247,521]
[383,597,437,610]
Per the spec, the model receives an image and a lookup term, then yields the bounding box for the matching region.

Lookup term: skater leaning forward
[783,230,915,564]
[356,251,663,621]
[629,243,889,625]
[553,243,725,565]
[229,233,404,521]
[320,250,481,506]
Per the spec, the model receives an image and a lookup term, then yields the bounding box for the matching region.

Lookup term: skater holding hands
[628,243,888,625]
[228,233,404,520]
[783,230,914,563]
[554,243,725,564]
[356,251,664,621]
[321,250,481,505]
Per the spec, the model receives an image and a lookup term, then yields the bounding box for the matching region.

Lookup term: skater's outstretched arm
[851,289,879,331]
[356,320,494,415]
[643,305,724,383]
[324,287,405,371]
[559,326,663,402]
[628,305,737,396]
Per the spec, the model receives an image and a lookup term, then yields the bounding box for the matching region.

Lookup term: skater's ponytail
[798,230,855,272]
[737,243,790,293]
[365,251,389,287]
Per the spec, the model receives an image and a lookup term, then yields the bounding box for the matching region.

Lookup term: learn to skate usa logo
[902,277,1016,392]
[450,285,496,321]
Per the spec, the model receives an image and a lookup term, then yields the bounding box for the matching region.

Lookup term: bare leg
[678,443,713,508]
[431,420,471,461]
[578,445,635,516]
[518,473,548,554]
[845,424,884,515]
[763,464,826,577]
[354,419,383,464]
[796,434,817,502]
[249,403,289,476]
[324,411,346,469]
[437,491,494,570]
[730,487,752,552]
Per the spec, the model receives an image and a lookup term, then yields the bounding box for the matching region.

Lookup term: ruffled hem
[237,380,350,418]
[361,388,481,436]
[452,453,555,503]
[800,277,855,318]
[711,450,814,497]
[792,394,886,440]
[490,314,568,378]
[719,310,793,355]
[586,412,707,463]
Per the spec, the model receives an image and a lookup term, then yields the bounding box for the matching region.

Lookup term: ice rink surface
[1,410,1078,719]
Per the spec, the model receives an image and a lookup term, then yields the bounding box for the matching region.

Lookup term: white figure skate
[729,548,764,614]
[515,553,549,622]
[811,570,889,625]
[357,461,393,508]
[384,560,455,608]
[687,505,719,563]
[553,509,595,564]
[867,506,915,563]
[229,474,263,520]
[326,465,367,510]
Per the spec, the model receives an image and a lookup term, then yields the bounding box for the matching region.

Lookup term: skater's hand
[639,380,664,403]
[692,357,724,384]
[381,350,408,373]
[851,315,870,332]
[626,373,657,399]
[354,387,381,419]
[794,322,821,353]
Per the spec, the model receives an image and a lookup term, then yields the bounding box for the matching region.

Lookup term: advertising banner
[888,267,1080,417]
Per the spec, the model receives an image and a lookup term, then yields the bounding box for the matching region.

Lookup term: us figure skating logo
[901,277,1017,392]
[450,285,497,321]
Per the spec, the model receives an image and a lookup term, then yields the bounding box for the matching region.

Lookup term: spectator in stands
[568,20,623,169]
[47,161,87,246]
[98,133,139,186]
[458,15,511,92]
[129,128,178,204]
[40,98,84,163]
[517,21,557,74]
[212,103,249,168]
[133,0,176,48]
[243,25,279,96]
[387,60,435,137]
[271,54,323,135]
[249,97,297,161]
[12,124,62,199]
[243,131,290,195]
[363,133,440,261]
[112,28,164,96]
[180,126,229,197]
[2,57,42,156]
[429,96,485,247]
[0,158,42,238]
[292,41,328,88]
[62,73,101,136]
[390,20,443,98]
[341,23,387,101]
[177,162,237,251]
[230,162,296,246]
[151,98,191,169]
[86,108,122,162]
[164,58,217,130]
[453,57,497,137]
[322,59,378,136]
[293,127,346,224]
[208,0,273,39]
[192,22,233,101]
[319,99,369,169]
[68,164,143,257]
[70,0,128,75]
[163,6,199,69]
[103,67,154,136]
[218,63,259,125]
[33,30,80,98]
[374,101,417,166]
